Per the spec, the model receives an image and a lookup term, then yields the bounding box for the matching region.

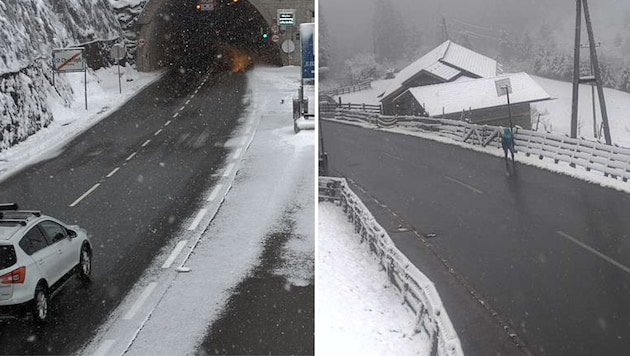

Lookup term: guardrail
[319,177,464,356]
[321,81,372,96]
[325,109,630,183]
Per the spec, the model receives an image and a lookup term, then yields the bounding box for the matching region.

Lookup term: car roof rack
[0,219,27,226]
[0,210,42,220]
[0,203,18,211]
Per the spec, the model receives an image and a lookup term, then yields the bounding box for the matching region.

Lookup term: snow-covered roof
[405,72,551,116]
[380,40,498,101]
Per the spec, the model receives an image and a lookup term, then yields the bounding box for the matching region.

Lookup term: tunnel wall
[136,0,314,71]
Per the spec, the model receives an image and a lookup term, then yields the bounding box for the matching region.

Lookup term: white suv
[0,203,92,324]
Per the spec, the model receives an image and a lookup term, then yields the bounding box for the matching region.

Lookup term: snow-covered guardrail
[319,177,464,356]
[325,109,630,183]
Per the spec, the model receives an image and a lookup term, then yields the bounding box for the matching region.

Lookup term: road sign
[300,23,314,80]
[271,25,279,34]
[495,78,512,97]
[271,34,280,43]
[138,38,146,47]
[281,40,295,54]
[52,48,85,72]
[197,0,215,11]
[110,44,127,62]
[277,9,296,26]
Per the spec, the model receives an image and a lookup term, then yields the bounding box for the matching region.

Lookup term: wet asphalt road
[0,66,246,354]
[322,120,630,356]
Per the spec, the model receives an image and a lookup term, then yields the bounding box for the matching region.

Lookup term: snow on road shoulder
[317,202,430,356]
[0,64,161,181]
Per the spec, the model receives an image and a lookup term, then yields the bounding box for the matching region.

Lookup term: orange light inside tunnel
[231,50,252,73]
[196,4,201,10]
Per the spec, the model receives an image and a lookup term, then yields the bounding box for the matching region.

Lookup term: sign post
[110,44,127,94]
[53,47,87,110]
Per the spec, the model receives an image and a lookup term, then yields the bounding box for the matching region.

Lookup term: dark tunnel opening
[150,0,282,76]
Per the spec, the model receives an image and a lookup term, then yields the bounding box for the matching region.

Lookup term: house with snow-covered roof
[379,40,499,114]
[392,72,551,128]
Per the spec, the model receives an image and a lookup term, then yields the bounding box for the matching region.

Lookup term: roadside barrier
[319,177,464,356]
[323,108,630,183]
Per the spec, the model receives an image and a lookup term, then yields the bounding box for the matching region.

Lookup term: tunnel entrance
[137,0,282,74]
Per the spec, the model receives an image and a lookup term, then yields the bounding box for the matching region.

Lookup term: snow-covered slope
[0,0,126,152]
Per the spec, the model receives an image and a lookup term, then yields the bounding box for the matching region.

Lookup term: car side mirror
[67,229,77,239]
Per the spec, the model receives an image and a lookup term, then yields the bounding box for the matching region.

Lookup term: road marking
[69,183,100,207]
[106,167,120,178]
[165,120,172,127]
[173,112,179,118]
[382,152,403,161]
[123,282,158,320]
[190,94,195,99]
[207,184,223,202]
[557,231,630,275]
[92,339,115,356]
[161,240,188,269]
[126,152,137,161]
[185,99,191,105]
[188,209,207,231]
[154,129,162,136]
[179,106,185,112]
[195,89,199,94]
[142,139,151,147]
[445,176,484,194]
[233,148,243,160]
[223,163,235,177]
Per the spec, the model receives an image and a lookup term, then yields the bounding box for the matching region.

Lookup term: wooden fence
[319,177,464,356]
[321,81,372,96]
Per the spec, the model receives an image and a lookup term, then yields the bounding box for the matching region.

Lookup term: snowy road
[322,119,630,356]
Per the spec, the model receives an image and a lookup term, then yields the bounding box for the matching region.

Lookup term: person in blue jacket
[501,127,515,165]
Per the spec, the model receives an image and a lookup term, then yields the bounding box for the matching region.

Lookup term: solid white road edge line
[557,231,630,275]
[69,183,100,207]
[126,152,137,161]
[161,240,188,269]
[187,208,207,231]
[123,282,158,320]
[92,339,115,356]
[445,176,484,194]
[154,129,162,136]
[106,167,120,178]
[142,139,151,147]
[223,163,235,177]
[207,184,223,202]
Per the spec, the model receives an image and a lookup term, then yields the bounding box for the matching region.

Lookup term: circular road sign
[138,38,146,47]
[110,44,127,61]
[271,34,280,43]
[281,40,295,54]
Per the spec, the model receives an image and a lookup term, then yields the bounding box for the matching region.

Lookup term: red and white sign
[271,25,279,34]
[52,48,85,73]
[138,38,146,47]
[271,34,280,43]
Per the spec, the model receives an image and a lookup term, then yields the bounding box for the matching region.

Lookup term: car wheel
[32,284,49,325]
[78,244,92,283]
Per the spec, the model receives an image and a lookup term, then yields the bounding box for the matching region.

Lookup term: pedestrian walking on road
[501,127,515,166]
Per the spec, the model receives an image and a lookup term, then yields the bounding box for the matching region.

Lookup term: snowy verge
[0,64,162,182]
[318,177,464,356]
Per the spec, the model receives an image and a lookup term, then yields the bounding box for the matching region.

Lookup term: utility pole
[441,17,449,42]
[570,0,612,145]
[580,42,601,138]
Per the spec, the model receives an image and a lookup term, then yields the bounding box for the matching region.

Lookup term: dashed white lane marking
[185,99,191,105]
[106,167,120,178]
[154,129,163,136]
[161,240,188,269]
[233,148,243,160]
[557,231,630,275]
[173,112,179,118]
[126,152,137,161]
[69,183,100,207]
[187,209,207,231]
[165,120,172,127]
[207,184,223,202]
[194,89,199,94]
[142,139,151,147]
[190,94,195,99]
[445,176,484,194]
[179,106,185,112]
[123,282,158,320]
[92,339,115,356]
[223,163,235,177]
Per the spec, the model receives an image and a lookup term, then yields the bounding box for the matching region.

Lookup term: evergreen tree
[373,0,407,64]
[318,9,330,70]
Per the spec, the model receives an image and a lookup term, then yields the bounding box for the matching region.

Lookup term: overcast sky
[321,0,630,65]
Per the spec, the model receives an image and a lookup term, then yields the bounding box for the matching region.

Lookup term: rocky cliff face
[0,0,124,151]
